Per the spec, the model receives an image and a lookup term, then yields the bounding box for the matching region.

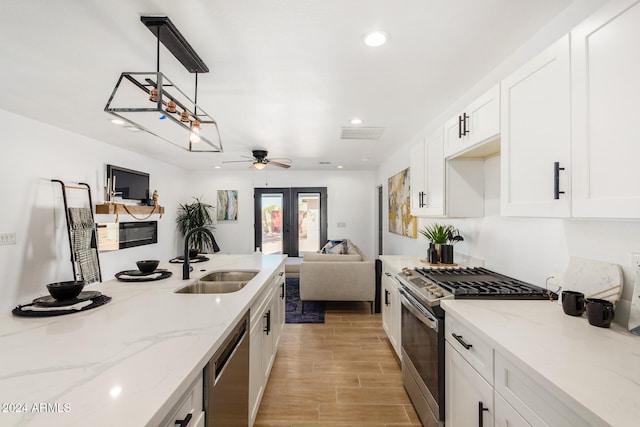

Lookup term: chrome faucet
[183,227,218,280]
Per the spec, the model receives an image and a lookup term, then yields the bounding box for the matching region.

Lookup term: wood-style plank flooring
[255,302,421,426]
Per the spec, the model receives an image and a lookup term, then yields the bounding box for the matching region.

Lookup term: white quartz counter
[0,253,285,427]
[441,299,640,426]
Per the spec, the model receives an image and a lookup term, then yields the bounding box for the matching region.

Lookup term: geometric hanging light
[104,16,222,152]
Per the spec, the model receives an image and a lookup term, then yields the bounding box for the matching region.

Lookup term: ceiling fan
[223,150,292,169]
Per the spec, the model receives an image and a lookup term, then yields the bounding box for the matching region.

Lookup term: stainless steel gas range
[395,266,557,427]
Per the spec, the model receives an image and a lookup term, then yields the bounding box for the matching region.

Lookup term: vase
[441,244,454,264]
[427,243,438,264]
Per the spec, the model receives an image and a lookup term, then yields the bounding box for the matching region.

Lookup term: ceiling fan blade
[269,161,291,169]
[267,157,292,163]
[222,159,253,163]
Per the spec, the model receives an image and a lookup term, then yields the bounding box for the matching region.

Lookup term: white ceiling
[0,0,574,171]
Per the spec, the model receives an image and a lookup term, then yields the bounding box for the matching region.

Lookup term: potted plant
[176,196,216,254]
[419,223,455,263]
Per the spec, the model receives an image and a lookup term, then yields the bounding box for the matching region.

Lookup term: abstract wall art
[388,168,416,238]
[217,190,238,221]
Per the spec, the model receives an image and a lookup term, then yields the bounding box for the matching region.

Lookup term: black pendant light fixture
[104,16,222,152]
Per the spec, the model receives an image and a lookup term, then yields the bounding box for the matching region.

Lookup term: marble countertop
[379,254,483,273]
[0,253,285,427]
[441,299,640,426]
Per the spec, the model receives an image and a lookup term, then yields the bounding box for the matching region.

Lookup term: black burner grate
[416,267,556,300]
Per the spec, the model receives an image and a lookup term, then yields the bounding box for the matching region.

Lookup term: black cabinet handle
[458,115,463,139]
[384,272,392,277]
[175,412,192,427]
[385,289,390,306]
[452,333,472,349]
[462,113,469,136]
[419,191,426,208]
[554,161,565,199]
[280,282,285,299]
[478,401,489,427]
[264,310,271,335]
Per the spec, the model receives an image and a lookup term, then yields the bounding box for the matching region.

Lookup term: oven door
[399,286,444,427]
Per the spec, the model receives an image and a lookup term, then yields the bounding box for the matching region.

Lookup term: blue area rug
[285,278,324,324]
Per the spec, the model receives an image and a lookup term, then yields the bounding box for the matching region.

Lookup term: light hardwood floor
[255,301,421,426]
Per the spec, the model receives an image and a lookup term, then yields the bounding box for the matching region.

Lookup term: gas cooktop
[397,266,557,306]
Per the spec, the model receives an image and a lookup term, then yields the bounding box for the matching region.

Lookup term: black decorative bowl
[46,281,86,300]
[136,260,160,273]
[188,249,198,259]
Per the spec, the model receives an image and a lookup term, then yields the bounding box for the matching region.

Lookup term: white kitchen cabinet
[410,127,484,218]
[410,127,445,216]
[162,373,204,427]
[445,84,500,159]
[495,393,530,427]
[249,267,285,426]
[571,0,640,218]
[381,263,401,358]
[500,35,571,217]
[445,341,494,427]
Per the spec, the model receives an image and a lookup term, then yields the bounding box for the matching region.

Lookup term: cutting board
[563,257,623,306]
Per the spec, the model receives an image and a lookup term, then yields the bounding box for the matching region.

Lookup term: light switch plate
[0,233,16,245]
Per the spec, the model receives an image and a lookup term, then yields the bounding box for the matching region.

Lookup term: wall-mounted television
[107,164,149,203]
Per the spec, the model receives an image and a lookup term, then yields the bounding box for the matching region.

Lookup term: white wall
[0,109,190,312]
[188,169,377,259]
[375,0,640,325]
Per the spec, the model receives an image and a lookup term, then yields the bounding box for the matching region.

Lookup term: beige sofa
[299,240,375,313]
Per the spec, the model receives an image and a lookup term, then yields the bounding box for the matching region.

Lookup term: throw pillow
[319,239,347,254]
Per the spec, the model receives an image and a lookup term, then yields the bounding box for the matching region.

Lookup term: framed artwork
[217,190,238,220]
[388,168,417,238]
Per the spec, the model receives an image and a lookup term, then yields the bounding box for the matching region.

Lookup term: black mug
[586,298,615,328]
[562,290,585,316]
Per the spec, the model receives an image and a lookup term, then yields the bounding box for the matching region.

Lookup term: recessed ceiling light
[361,158,369,162]
[124,125,143,132]
[363,31,388,47]
[350,118,363,125]
[214,165,221,169]
[337,165,344,169]
[110,119,125,125]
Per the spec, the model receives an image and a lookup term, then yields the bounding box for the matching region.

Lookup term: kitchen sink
[175,270,259,294]
[176,281,249,294]
[198,270,258,282]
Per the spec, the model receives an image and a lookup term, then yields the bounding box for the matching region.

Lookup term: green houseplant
[176,197,216,253]
[419,223,455,244]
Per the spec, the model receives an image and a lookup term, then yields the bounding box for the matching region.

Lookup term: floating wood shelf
[95,203,164,216]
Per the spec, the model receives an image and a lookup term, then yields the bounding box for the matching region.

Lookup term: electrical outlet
[632,253,640,277]
[0,233,16,245]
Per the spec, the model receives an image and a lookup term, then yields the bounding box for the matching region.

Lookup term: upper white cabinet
[571,0,640,218]
[410,127,445,216]
[410,127,484,218]
[500,35,571,217]
[444,84,500,159]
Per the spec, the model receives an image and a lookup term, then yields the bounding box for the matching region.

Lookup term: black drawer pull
[452,333,472,349]
[554,161,565,199]
[175,412,192,427]
[264,310,271,335]
[385,289,390,306]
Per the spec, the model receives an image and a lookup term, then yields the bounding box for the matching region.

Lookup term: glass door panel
[260,193,283,254]
[297,192,321,253]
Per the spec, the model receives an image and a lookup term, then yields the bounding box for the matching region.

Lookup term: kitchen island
[442,299,640,426]
[0,253,285,427]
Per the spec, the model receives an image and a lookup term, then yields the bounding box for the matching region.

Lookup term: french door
[254,187,327,257]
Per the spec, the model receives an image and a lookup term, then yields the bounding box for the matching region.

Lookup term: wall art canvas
[388,168,416,238]
[217,190,238,221]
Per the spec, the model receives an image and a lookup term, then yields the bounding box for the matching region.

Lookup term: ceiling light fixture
[253,161,267,170]
[363,31,388,47]
[350,118,363,125]
[105,16,222,153]
[110,119,125,125]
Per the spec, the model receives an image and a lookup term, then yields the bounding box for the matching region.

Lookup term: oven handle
[398,287,438,331]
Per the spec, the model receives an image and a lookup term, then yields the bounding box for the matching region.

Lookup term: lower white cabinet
[381,263,401,358]
[445,310,594,427]
[445,341,494,427]
[162,373,205,427]
[249,266,285,426]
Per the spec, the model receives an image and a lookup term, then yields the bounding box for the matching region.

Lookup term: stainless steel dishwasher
[204,310,250,426]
